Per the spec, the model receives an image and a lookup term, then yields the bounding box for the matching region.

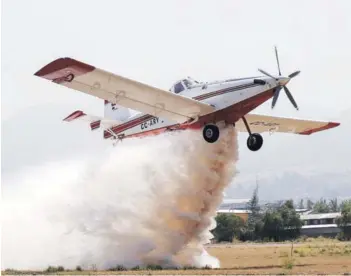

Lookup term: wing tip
[63,110,86,122]
[299,121,340,135]
[34,57,67,77]
[34,57,95,80]
[329,122,340,128]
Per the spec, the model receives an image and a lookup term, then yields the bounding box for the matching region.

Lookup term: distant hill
[226,108,351,201]
[226,170,351,202]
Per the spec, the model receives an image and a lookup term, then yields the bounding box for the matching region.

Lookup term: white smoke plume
[2,126,238,270]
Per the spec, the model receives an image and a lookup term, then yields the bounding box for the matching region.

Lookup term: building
[217,198,251,222]
[299,212,342,237]
[219,198,251,210]
[217,198,288,223]
[300,212,341,225]
[217,198,344,238]
[216,209,251,222]
[295,208,309,214]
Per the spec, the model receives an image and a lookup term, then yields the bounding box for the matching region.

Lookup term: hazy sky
[2,0,351,190]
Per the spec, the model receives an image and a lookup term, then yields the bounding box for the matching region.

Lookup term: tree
[298,199,305,209]
[340,199,351,211]
[260,210,283,241]
[279,200,304,239]
[212,213,246,242]
[336,199,351,240]
[248,184,260,215]
[313,198,330,213]
[259,200,303,242]
[329,198,339,212]
[306,199,314,210]
[245,185,262,240]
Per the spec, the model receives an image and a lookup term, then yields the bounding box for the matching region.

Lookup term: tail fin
[63,110,119,131]
[104,100,131,122]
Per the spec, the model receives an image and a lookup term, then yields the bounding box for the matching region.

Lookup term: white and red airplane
[34,48,340,151]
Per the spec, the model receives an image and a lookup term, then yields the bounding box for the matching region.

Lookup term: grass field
[3,238,351,275]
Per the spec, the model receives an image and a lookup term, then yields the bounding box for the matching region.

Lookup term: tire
[247,133,263,151]
[203,124,220,143]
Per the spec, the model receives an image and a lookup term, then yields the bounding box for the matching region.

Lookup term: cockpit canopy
[169,77,200,94]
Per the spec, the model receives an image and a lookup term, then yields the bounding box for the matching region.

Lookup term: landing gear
[247,133,263,151]
[241,116,264,151]
[203,124,220,143]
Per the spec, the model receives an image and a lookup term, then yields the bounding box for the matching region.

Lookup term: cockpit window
[184,77,200,88]
[174,82,185,94]
[183,79,192,88]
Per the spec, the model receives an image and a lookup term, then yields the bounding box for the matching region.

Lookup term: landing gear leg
[203,124,220,143]
[241,117,264,151]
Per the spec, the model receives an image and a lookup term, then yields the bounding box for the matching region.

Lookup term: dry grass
[3,239,351,275]
[205,240,351,274]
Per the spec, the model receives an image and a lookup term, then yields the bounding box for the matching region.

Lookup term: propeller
[258,46,300,110]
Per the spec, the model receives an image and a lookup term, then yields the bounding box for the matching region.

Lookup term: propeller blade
[258,68,276,79]
[274,46,282,76]
[271,87,281,109]
[288,71,300,78]
[283,86,299,110]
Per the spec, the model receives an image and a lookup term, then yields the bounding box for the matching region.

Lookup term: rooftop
[217,209,251,214]
[300,212,341,220]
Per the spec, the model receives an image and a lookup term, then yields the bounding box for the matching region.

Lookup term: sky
[2,0,351,199]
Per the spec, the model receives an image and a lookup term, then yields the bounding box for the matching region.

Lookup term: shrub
[282,258,294,269]
[108,265,127,271]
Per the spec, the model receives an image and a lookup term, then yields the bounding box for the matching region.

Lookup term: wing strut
[105,128,119,139]
[241,117,252,135]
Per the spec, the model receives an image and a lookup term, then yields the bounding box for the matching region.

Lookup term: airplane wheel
[247,133,263,151]
[203,124,220,143]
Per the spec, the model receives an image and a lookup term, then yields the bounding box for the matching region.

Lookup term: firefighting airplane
[34,48,340,151]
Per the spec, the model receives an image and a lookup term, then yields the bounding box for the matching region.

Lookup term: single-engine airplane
[34,47,340,151]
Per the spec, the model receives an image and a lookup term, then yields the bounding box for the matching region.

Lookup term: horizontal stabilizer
[63,110,120,131]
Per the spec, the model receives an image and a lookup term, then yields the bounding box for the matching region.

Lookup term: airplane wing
[34,58,215,123]
[236,114,340,135]
[63,110,119,131]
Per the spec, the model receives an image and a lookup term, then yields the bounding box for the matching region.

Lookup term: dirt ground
[3,240,351,275]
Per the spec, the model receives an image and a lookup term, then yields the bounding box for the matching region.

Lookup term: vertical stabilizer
[104,100,131,122]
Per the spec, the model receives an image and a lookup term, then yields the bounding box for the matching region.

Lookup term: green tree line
[212,188,351,242]
[298,197,348,213]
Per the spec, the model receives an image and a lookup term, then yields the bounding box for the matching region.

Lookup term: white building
[299,212,342,237]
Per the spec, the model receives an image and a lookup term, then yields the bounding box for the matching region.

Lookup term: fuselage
[104,75,282,140]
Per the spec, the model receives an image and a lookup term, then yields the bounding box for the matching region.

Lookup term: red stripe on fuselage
[103,83,262,139]
[103,114,153,139]
[189,88,274,129]
[106,88,274,140]
[193,83,258,101]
